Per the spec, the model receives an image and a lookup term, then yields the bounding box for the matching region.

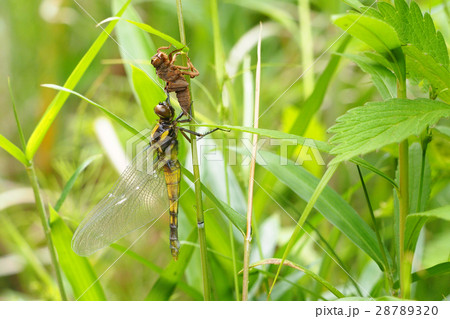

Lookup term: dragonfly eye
[154,101,174,119]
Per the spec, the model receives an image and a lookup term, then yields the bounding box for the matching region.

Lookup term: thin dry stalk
[242,23,262,301]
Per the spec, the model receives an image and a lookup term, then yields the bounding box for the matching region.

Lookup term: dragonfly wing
[72,146,170,256]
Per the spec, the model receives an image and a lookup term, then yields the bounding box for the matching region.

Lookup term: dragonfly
[72,96,221,260]
[151,46,199,119]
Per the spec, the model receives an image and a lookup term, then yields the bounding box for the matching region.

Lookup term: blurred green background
[0,0,449,301]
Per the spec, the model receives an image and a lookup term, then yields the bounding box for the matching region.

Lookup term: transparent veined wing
[72,145,170,256]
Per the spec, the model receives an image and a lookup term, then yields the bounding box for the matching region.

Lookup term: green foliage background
[0,0,449,301]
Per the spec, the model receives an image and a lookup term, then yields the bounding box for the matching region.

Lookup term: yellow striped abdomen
[163,161,181,260]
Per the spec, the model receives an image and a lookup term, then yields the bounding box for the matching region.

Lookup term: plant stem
[26,163,67,300]
[176,0,211,300]
[242,23,262,301]
[397,78,410,299]
[9,80,65,299]
[357,165,394,293]
[224,136,240,300]
[298,0,314,97]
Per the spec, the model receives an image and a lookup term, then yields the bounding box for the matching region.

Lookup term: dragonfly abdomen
[163,160,181,260]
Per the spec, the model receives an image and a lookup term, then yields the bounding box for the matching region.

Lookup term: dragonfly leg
[179,127,204,137]
[180,130,192,143]
[175,111,191,122]
[157,45,171,54]
[179,127,230,140]
[183,56,199,78]
[169,50,184,64]
[197,128,231,140]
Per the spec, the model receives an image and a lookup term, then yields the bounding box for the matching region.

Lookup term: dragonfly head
[151,52,166,68]
[154,99,175,120]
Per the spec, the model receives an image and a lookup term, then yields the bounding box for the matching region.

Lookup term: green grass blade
[351,157,398,190]
[25,0,131,160]
[54,155,101,212]
[49,205,106,301]
[258,150,388,269]
[111,244,203,300]
[189,123,398,188]
[246,258,344,298]
[342,0,365,11]
[290,35,350,135]
[131,64,166,124]
[111,0,162,121]
[339,296,404,301]
[188,124,331,152]
[97,18,186,51]
[0,134,28,166]
[434,125,450,138]
[145,229,197,300]
[41,84,140,136]
[403,44,450,103]
[210,0,226,87]
[405,205,450,253]
[393,262,450,290]
[268,163,340,298]
[0,211,56,294]
[8,78,26,150]
[182,167,246,235]
[111,0,157,77]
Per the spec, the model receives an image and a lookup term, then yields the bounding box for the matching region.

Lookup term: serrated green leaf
[0,134,28,166]
[146,229,197,300]
[378,0,449,68]
[257,150,388,269]
[377,0,449,98]
[333,14,401,55]
[402,44,450,103]
[329,99,450,164]
[49,206,106,301]
[338,53,397,99]
[364,52,395,71]
[131,64,166,124]
[25,1,131,160]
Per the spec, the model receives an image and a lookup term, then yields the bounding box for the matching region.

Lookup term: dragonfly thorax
[154,99,175,121]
